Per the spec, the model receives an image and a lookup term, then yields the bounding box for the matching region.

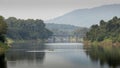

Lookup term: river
[0,43,120,68]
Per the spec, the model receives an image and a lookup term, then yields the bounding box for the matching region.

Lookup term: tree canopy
[85,16,120,42]
[6,17,53,40]
[0,16,8,42]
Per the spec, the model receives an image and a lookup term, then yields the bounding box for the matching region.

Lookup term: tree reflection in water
[5,42,45,62]
[0,54,7,68]
[6,50,45,63]
[0,42,46,68]
[85,45,120,68]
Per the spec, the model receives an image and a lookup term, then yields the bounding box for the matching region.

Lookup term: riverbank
[13,39,46,44]
[0,42,9,54]
[83,39,120,48]
[84,42,120,68]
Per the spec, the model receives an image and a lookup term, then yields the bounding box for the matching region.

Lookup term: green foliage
[85,16,120,43]
[0,42,9,49]
[73,27,89,38]
[6,17,53,40]
[0,16,8,43]
[46,23,79,36]
[0,16,8,52]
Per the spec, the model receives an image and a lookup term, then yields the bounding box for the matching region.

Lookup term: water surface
[0,43,120,68]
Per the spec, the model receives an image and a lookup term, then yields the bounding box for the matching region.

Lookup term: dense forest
[73,27,89,38]
[84,16,120,44]
[6,17,53,40]
[0,16,8,50]
[0,16,7,42]
[46,23,89,38]
[46,23,79,36]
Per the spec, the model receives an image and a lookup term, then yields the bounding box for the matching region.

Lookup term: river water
[0,43,120,68]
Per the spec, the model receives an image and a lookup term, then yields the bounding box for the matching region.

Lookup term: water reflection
[5,42,46,68]
[5,43,84,68]
[2,42,120,68]
[0,54,7,68]
[85,46,120,68]
[6,50,45,63]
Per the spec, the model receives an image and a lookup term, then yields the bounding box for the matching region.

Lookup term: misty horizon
[0,0,120,20]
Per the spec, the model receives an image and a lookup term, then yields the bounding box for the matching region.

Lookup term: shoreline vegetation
[0,42,9,54]
[0,15,54,54]
[84,40,120,48]
[0,16,53,53]
[1,15,120,53]
[0,16,9,54]
[11,39,45,44]
[84,16,120,47]
[6,17,53,40]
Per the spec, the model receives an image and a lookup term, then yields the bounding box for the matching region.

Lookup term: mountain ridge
[45,4,120,27]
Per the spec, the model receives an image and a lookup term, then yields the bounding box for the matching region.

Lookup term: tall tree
[0,16,8,42]
[6,17,53,40]
[85,16,120,43]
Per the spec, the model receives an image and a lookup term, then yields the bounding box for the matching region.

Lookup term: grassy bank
[84,39,120,48]
[0,42,9,54]
[13,39,45,44]
[0,38,12,54]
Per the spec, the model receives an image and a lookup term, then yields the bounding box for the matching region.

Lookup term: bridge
[47,34,83,43]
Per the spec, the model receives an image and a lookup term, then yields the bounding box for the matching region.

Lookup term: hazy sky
[0,0,120,20]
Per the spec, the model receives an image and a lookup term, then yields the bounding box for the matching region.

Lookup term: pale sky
[0,0,120,20]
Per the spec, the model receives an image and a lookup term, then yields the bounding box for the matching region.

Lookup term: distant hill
[46,23,79,32]
[45,23,80,35]
[46,4,120,27]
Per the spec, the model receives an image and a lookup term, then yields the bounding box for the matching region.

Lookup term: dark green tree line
[6,17,53,40]
[0,16,7,43]
[85,16,120,43]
